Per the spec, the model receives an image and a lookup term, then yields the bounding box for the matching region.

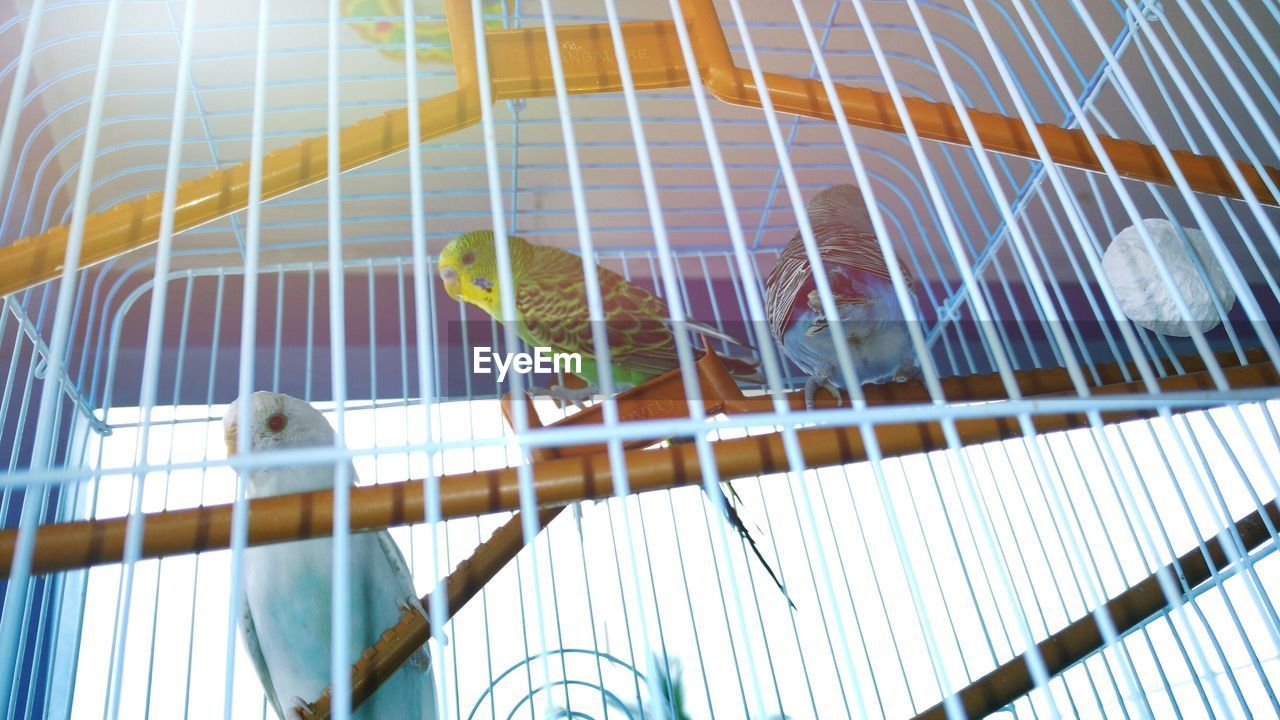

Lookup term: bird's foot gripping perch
[288,698,316,719]
[804,375,842,410]
[397,594,430,624]
[891,357,920,385]
[527,383,599,410]
[396,596,436,672]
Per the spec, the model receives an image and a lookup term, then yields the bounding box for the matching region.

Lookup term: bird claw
[803,377,843,410]
[892,363,920,384]
[398,596,438,672]
[289,698,315,719]
[397,596,447,645]
[527,383,597,410]
[398,595,430,624]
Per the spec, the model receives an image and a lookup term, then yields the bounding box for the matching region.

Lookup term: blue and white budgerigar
[223,391,436,719]
[765,184,918,408]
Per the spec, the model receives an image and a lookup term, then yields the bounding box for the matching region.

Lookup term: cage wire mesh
[1,0,1280,718]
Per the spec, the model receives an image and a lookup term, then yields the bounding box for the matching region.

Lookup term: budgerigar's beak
[224,424,237,455]
[806,289,824,312]
[440,265,460,300]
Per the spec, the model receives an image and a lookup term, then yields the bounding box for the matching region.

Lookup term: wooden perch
[0,349,1272,578]
[302,361,584,718]
[914,498,1280,719]
[301,506,564,719]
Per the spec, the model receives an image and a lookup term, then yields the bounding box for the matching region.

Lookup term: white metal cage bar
[0,1,1278,719]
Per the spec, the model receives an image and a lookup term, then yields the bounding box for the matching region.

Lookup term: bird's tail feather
[667,317,767,384]
[707,483,796,611]
[679,318,749,349]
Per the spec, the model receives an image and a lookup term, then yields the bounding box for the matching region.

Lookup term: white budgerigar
[223,391,436,719]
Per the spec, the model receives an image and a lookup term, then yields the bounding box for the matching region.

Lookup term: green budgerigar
[438,230,764,400]
[439,230,792,607]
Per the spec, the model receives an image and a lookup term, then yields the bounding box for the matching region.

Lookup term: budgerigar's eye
[461,252,476,266]
[266,413,287,433]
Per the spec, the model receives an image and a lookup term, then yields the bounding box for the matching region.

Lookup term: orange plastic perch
[672,0,1280,207]
[499,339,757,458]
[2,3,1277,297]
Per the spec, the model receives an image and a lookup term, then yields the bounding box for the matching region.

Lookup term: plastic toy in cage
[342,0,505,63]
[1102,218,1236,337]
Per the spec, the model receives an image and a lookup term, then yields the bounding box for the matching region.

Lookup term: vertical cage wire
[0,0,1278,719]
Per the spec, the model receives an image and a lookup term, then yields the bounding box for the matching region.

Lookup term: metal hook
[33,349,48,379]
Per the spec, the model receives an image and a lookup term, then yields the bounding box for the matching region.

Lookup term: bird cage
[1,0,1279,717]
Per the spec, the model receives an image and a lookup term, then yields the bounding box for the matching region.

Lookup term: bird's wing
[375,530,418,598]
[766,231,913,344]
[374,529,433,673]
[340,460,415,596]
[513,246,598,357]
[240,599,287,719]
[516,246,682,378]
[517,245,759,380]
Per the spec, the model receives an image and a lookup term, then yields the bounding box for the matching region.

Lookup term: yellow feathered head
[438,230,531,317]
